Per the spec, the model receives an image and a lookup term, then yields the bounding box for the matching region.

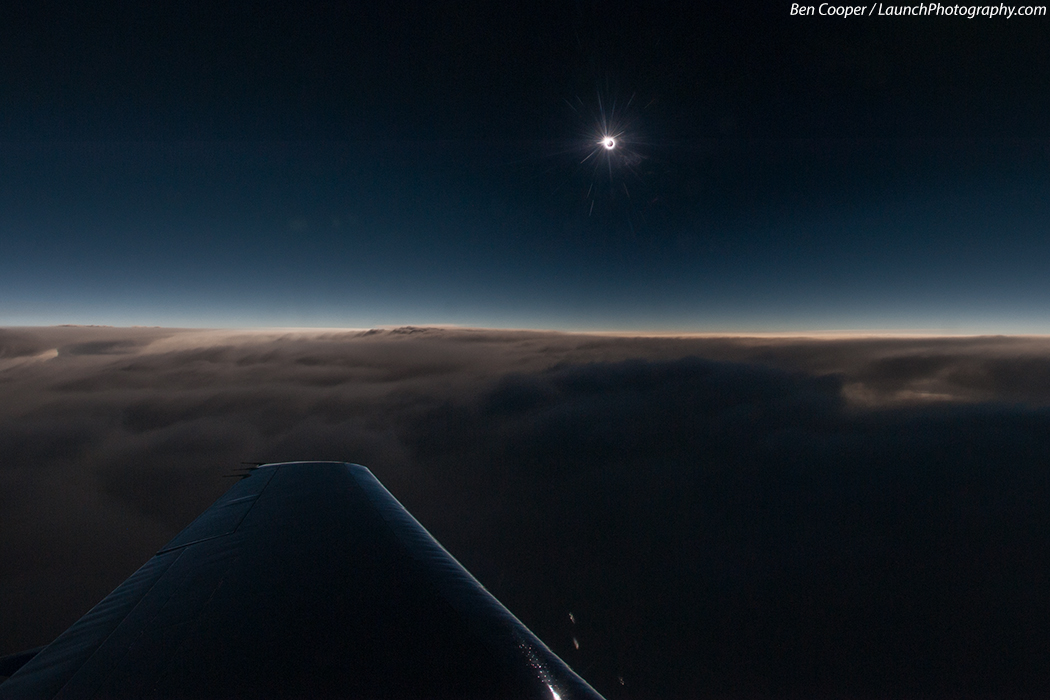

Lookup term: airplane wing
[0,461,605,699]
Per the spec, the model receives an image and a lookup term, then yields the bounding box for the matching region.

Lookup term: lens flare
[554,83,653,233]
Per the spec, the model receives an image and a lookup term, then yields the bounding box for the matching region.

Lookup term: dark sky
[3,1,1050,330]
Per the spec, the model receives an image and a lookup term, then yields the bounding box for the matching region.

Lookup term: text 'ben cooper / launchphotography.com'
[790,3,1047,17]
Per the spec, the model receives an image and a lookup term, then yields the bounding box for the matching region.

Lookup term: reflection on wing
[0,462,605,699]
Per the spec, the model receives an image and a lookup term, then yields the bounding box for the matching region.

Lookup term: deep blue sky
[3,2,1050,331]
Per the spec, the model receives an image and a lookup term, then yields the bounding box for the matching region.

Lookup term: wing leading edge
[0,462,606,699]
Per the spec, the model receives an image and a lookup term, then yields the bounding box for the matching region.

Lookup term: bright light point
[547,684,562,700]
[601,136,616,150]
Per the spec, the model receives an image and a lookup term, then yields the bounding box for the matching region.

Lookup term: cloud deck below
[2,326,1049,698]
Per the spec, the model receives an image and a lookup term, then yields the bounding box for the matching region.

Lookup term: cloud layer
[3,326,1050,698]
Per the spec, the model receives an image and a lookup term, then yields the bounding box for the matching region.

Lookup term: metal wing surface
[0,461,605,699]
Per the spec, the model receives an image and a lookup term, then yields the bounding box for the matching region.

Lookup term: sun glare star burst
[563,86,649,224]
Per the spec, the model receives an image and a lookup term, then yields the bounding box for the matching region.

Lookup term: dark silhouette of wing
[0,462,605,699]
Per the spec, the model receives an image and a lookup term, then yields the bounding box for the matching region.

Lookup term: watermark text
[789,3,1047,17]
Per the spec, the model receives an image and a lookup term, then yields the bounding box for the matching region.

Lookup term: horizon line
[7,323,1050,340]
